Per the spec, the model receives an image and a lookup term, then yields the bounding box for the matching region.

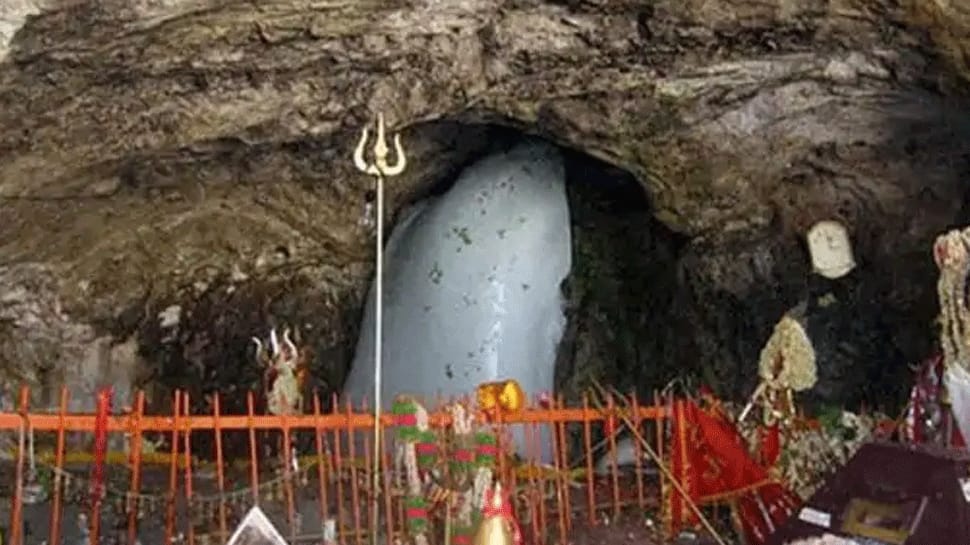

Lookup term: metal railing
[0,386,670,545]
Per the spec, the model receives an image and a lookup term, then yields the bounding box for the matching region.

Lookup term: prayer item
[740,310,816,426]
[757,313,817,393]
[477,381,526,416]
[933,227,970,440]
[472,482,521,545]
[806,220,856,279]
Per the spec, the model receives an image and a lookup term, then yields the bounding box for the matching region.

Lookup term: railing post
[183,391,196,545]
[246,391,259,506]
[213,393,228,542]
[312,392,329,532]
[581,393,595,526]
[164,391,181,545]
[9,385,29,545]
[127,391,145,545]
[49,387,69,545]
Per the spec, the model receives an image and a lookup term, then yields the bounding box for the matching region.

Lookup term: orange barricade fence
[0,386,674,545]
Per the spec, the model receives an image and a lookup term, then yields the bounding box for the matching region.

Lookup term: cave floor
[563,520,663,545]
[0,463,717,545]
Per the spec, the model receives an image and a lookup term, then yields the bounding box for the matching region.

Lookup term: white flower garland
[757,315,818,393]
[935,228,970,372]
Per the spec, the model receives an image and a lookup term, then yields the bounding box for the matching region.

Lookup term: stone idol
[806,221,856,279]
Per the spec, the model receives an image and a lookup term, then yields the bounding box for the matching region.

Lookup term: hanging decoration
[936,228,970,367]
[933,227,970,441]
[390,394,503,545]
[756,312,817,395]
[666,398,800,544]
[393,396,439,471]
[902,353,966,448]
[739,308,817,464]
[447,402,494,545]
[394,395,433,545]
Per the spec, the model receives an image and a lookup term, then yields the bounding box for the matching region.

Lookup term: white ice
[342,139,571,462]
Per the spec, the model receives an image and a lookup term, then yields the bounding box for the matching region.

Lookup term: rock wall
[1,0,969,411]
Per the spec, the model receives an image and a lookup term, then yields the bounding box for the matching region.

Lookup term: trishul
[353,112,407,177]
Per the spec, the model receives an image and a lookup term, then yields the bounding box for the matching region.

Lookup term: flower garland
[391,396,501,545]
[391,397,439,470]
[934,228,970,371]
[392,396,433,545]
[739,409,879,499]
[753,313,817,431]
[449,403,497,545]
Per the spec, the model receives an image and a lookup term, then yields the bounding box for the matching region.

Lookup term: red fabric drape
[688,401,770,497]
[668,399,799,544]
[758,425,781,467]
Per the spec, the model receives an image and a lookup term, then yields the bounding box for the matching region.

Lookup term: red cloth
[907,353,968,448]
[758,425,781,467]
[687,401,771,497]
[668,399,798,543]
[737,482,799,538]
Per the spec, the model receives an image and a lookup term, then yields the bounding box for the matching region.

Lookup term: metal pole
[372,171,384,545]
[354,113,406,545]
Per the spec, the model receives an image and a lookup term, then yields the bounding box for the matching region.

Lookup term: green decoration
[404,495,430,534]
[392,399,422,442]
[451,524,475,545]
[449,434,476,475]
[415,430,439,470]
[474,431,498,467]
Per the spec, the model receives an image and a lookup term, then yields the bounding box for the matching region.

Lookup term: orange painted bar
[0,405,667,432]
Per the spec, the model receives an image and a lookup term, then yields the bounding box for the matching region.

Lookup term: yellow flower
[477,380,525,414]
[498,380,525,412]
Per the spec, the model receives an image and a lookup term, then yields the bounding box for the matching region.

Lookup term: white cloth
[945,364,970,442]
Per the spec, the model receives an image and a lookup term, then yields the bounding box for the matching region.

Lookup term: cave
[1,0,970,427]
[126,123,698,419]
[123,121,954,423]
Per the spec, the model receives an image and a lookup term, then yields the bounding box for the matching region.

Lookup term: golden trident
[353,112,406,545]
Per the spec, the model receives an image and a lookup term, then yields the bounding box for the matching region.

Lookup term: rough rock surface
[1,0,970,412]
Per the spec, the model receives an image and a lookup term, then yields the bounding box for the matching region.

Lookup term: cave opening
[134,124,696,423]
[340,123,695,417]
[127,124,710,463]
[130,121,936,463]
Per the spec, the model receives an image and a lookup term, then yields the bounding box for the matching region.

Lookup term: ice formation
[342,139,571,462]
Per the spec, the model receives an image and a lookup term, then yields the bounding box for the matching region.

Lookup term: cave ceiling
[1,0,970,408]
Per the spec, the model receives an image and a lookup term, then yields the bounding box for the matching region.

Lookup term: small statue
[472,482,521,545]
[252,327,307,416]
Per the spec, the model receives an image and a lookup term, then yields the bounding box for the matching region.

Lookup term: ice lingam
[342,139,572,462]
